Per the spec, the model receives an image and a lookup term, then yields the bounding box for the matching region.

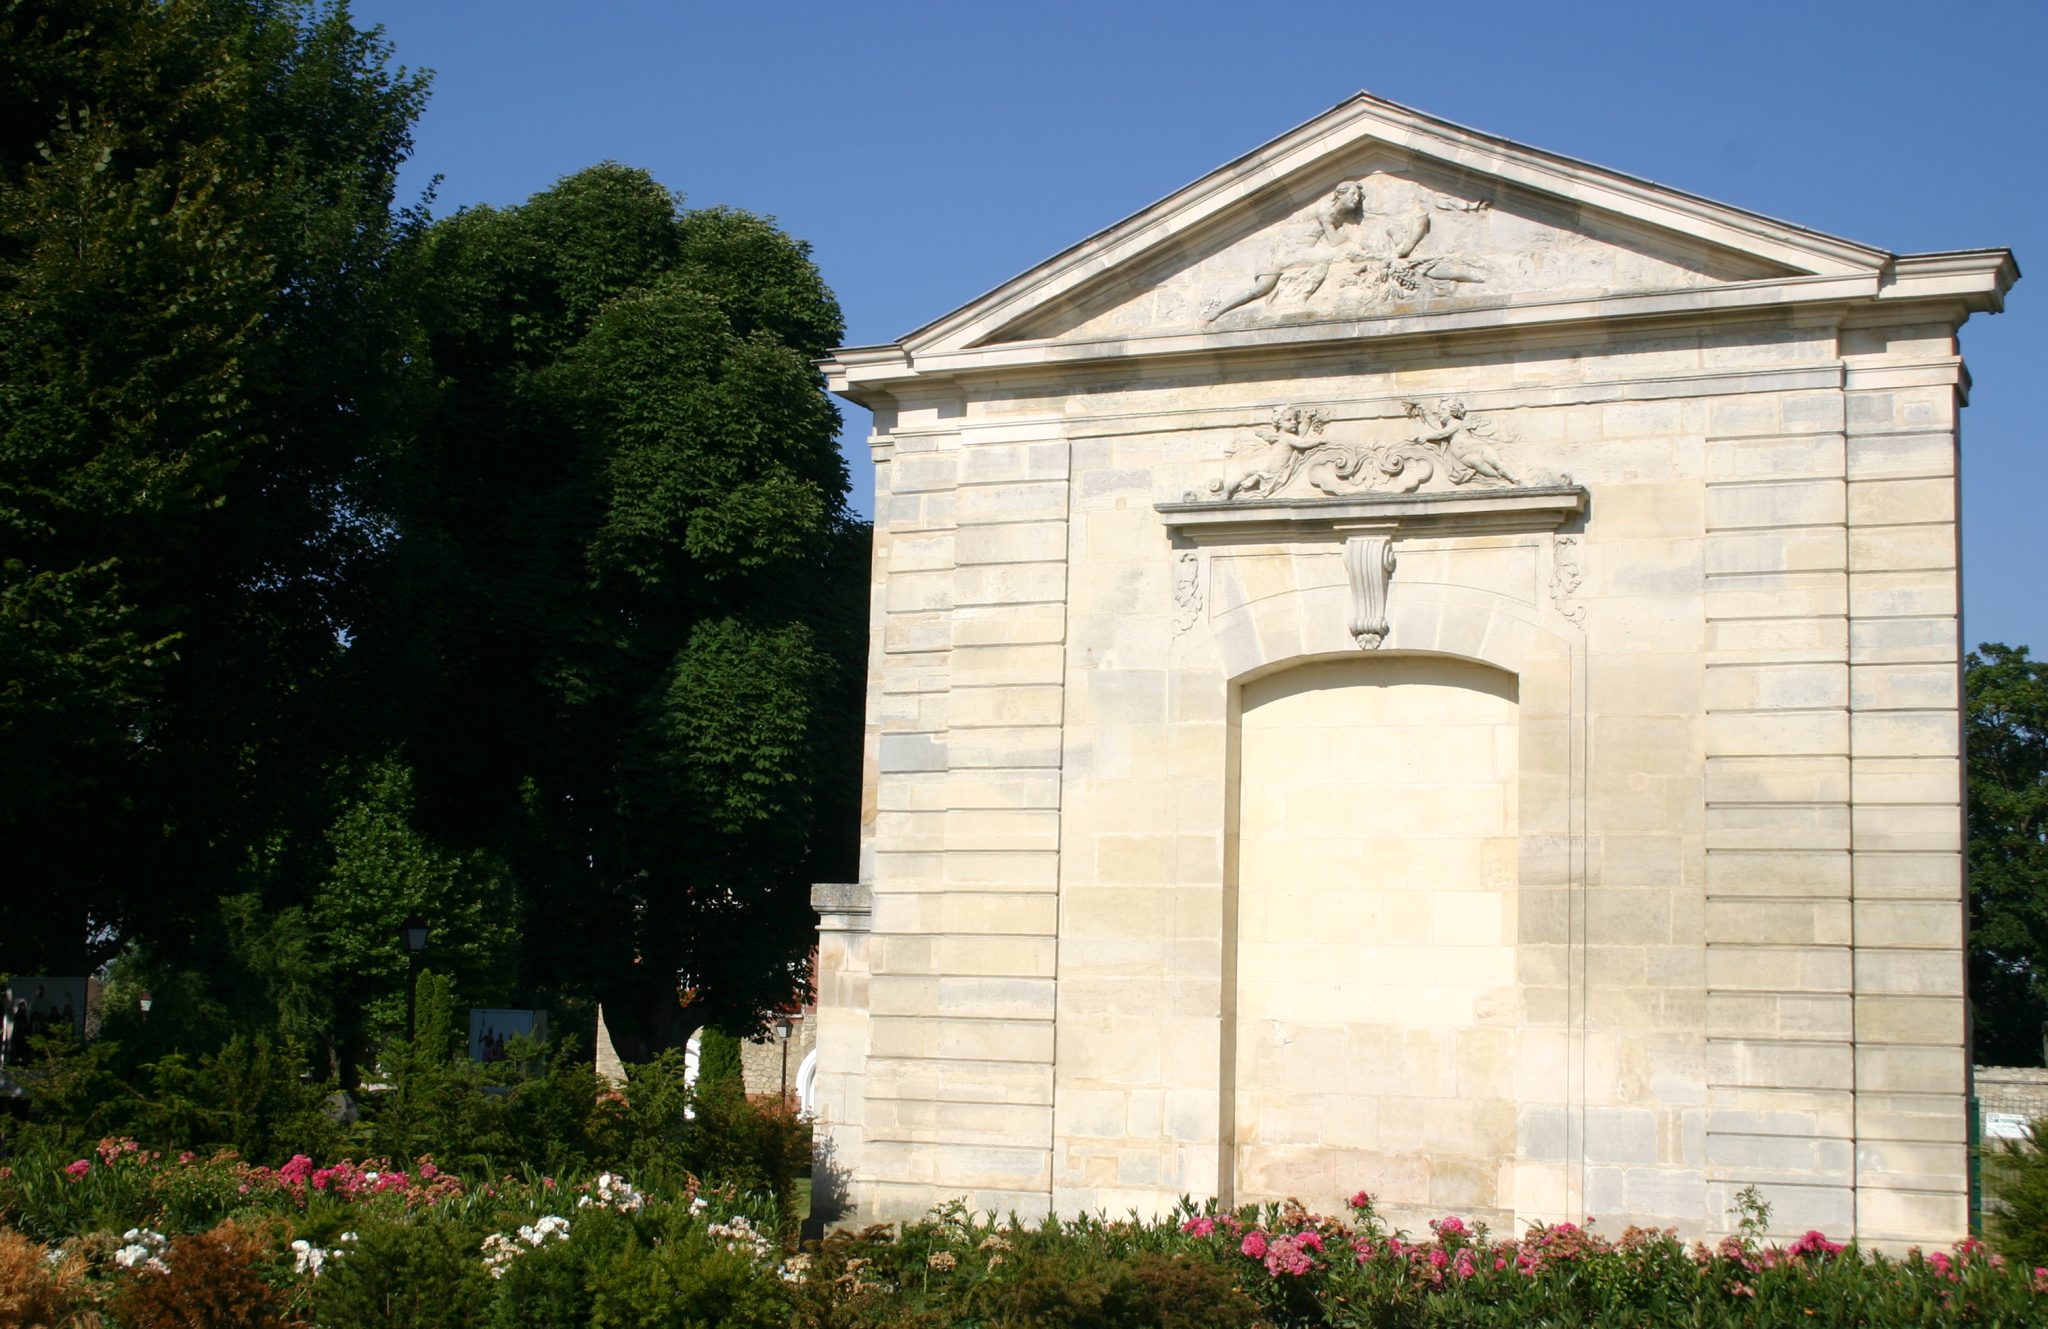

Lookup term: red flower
[1240,1231,1268,1259]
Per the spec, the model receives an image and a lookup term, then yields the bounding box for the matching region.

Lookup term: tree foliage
[1967,643,2048,1065]
[1,2,865,1069]
[0,0,429,968]
[376,165,865,1057]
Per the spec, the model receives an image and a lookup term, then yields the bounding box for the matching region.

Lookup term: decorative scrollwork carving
[1549,533,1587,626]
[1171,550,1203,634]
[1308,398,1515,496]
[1207,400,1525,502]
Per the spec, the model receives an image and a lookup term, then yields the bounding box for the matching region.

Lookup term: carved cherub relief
[1206,400,1527,502]
[1209,405,1330,500]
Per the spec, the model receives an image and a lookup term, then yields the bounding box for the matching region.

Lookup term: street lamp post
[775,1016,794,1106]
[400,915,430,1044]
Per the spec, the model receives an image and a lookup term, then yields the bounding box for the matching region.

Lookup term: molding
[1157,484,1585,542]
[811,881,873,933]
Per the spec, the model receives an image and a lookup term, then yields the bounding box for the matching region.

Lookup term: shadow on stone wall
[804,1132,853,1241]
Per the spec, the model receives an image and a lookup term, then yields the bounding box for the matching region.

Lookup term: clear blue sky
[348,0,2045,653]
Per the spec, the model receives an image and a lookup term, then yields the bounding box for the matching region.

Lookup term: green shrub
[485,1204,635,1329]
[587,1221,790,1329]
[685,1081,810,1224]
[694,1027,745,1096]
[1986,1117,2048,1268]
[619,1048,694,1191]
[312,1211,491,1329]
[137,1034,342,1163]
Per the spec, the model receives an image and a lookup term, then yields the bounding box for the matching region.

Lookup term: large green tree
[376,165,866,1059]
[0,0,428,969]
[1967,642,2048,1065]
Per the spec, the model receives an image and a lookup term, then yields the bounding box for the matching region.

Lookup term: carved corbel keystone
[1341,532,1397,649]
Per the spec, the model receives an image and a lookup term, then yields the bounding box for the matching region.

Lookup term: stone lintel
[1155,484,1585,544]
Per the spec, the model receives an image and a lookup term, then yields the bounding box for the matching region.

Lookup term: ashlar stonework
[809,93,2017,1248]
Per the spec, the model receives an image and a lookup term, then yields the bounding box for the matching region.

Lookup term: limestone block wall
[813,312,1980,1244]
[841,397,1075,1219]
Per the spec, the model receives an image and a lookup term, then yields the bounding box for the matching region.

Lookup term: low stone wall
[1977,1065,2048,1139]
[740,1013,816,1104]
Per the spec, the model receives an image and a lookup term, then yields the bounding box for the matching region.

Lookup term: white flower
[289,1239,327,1277]
[580,1172,645,1214]
[114,1244,153,1269]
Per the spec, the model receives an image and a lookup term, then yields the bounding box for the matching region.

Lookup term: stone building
[809,94,2016,1246]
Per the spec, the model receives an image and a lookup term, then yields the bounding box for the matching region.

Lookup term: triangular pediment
[991,150,1802,343]
[897,94,1891,359]
[824,95,2013,403]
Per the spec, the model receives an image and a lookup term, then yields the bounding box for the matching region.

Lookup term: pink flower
[1181,1216,1216,1237]
[1494,1256,1507,1270]
[1430,1216,1468,1238]
[95,1137,138,1165]
[1453,1249,1478,1279]
[1429,1248,1449,1269]
[277,1155,314,1187]
[1298,1231,1323,1253]
[178,1151,195,1165]
[1347,1190,1371,1210]
[63,1159,90,1180]
[1354,1242,1376,1263]
[1240,1231,1268,1259]
[1263,1234,1316,1277]
[1787,1229,1843,1260]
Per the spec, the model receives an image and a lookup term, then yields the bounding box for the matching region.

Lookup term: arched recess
[795,1047,820,1117]
[1232,653,1520,1219]
[1191,581,1584,1230]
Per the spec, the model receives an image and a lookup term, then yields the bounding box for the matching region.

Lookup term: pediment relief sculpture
[1007,165,1788,344]
[1200,175,1494,325]
[1206,400,1558,503]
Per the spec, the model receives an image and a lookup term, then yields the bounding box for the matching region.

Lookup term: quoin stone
[808,93,2017,1247]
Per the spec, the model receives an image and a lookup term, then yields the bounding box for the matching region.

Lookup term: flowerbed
[4,1141,2045,1327]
